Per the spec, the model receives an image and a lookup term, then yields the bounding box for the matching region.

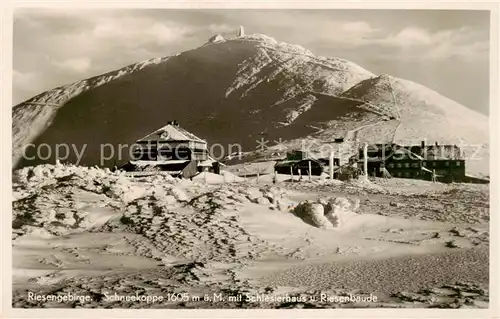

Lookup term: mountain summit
[12,33,489,176]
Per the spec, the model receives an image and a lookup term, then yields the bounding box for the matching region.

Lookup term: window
[422,161,427,167]
[411,163,419,168]
[134,149,158,161]
[456,161,461,167]
[445,161,450,167]
[404,172,410,177]
[432,162,437,167]
[396,163,402,168]
[388,163,394,168]
[404,163,410,168]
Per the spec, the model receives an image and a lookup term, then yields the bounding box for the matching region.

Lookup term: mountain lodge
[121,121,220,178]
[274,150,341,176]
[354,141,466,182]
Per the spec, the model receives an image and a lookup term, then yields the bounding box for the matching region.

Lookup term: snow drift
[292,197,360,229]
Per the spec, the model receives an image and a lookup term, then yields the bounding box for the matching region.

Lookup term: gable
[137,124,206,143]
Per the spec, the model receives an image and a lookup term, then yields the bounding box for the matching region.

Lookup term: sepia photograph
[6,3,496,313]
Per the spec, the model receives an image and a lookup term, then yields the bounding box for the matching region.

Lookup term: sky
[13,9,490,114]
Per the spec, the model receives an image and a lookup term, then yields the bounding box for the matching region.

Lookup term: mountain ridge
[12,33,489,176]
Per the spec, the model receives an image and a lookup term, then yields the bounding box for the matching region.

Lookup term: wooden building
[285,150,310,161]
[417,142,465,182]
[274,156,340,176]
[355,141,466,182]
[294,158,325,176]
[274,160,299,175]
[122,121,220,178]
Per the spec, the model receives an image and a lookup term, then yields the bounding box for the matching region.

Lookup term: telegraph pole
[363,143,368,181]
[329,151,334,180]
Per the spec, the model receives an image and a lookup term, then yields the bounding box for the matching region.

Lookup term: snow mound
[12,164,182,238]
[236,185,291,209]
[192,171,245,184]
[292,197,359,229]
[170,187,189,202]
[222,170,246,182]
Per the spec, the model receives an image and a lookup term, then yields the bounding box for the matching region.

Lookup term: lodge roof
[412,145,463,160]
[275,157,327,168]
[137,123,206,144]
[198,155,226,167]
[357,146,423,162]
[357,142,464,162]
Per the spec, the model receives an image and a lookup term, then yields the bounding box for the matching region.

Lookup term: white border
[2,1,499,318]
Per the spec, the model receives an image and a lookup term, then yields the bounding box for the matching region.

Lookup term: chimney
[435,141,439,147]
[167,121,172,125]
[421,140,425,149]
[173,120,178,126]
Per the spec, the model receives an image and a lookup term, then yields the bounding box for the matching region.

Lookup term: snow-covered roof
[296,158,325,165]
[358,145,423,162]
[198,161,214,167]
[137,124,206,143]
[197,155,226,167]
[274,160,299,167]
[130,159,190,166]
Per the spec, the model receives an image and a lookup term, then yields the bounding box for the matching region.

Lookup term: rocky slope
[12,33,489,176]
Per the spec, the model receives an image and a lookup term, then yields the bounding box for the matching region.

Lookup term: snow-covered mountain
[12,33,489,176]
